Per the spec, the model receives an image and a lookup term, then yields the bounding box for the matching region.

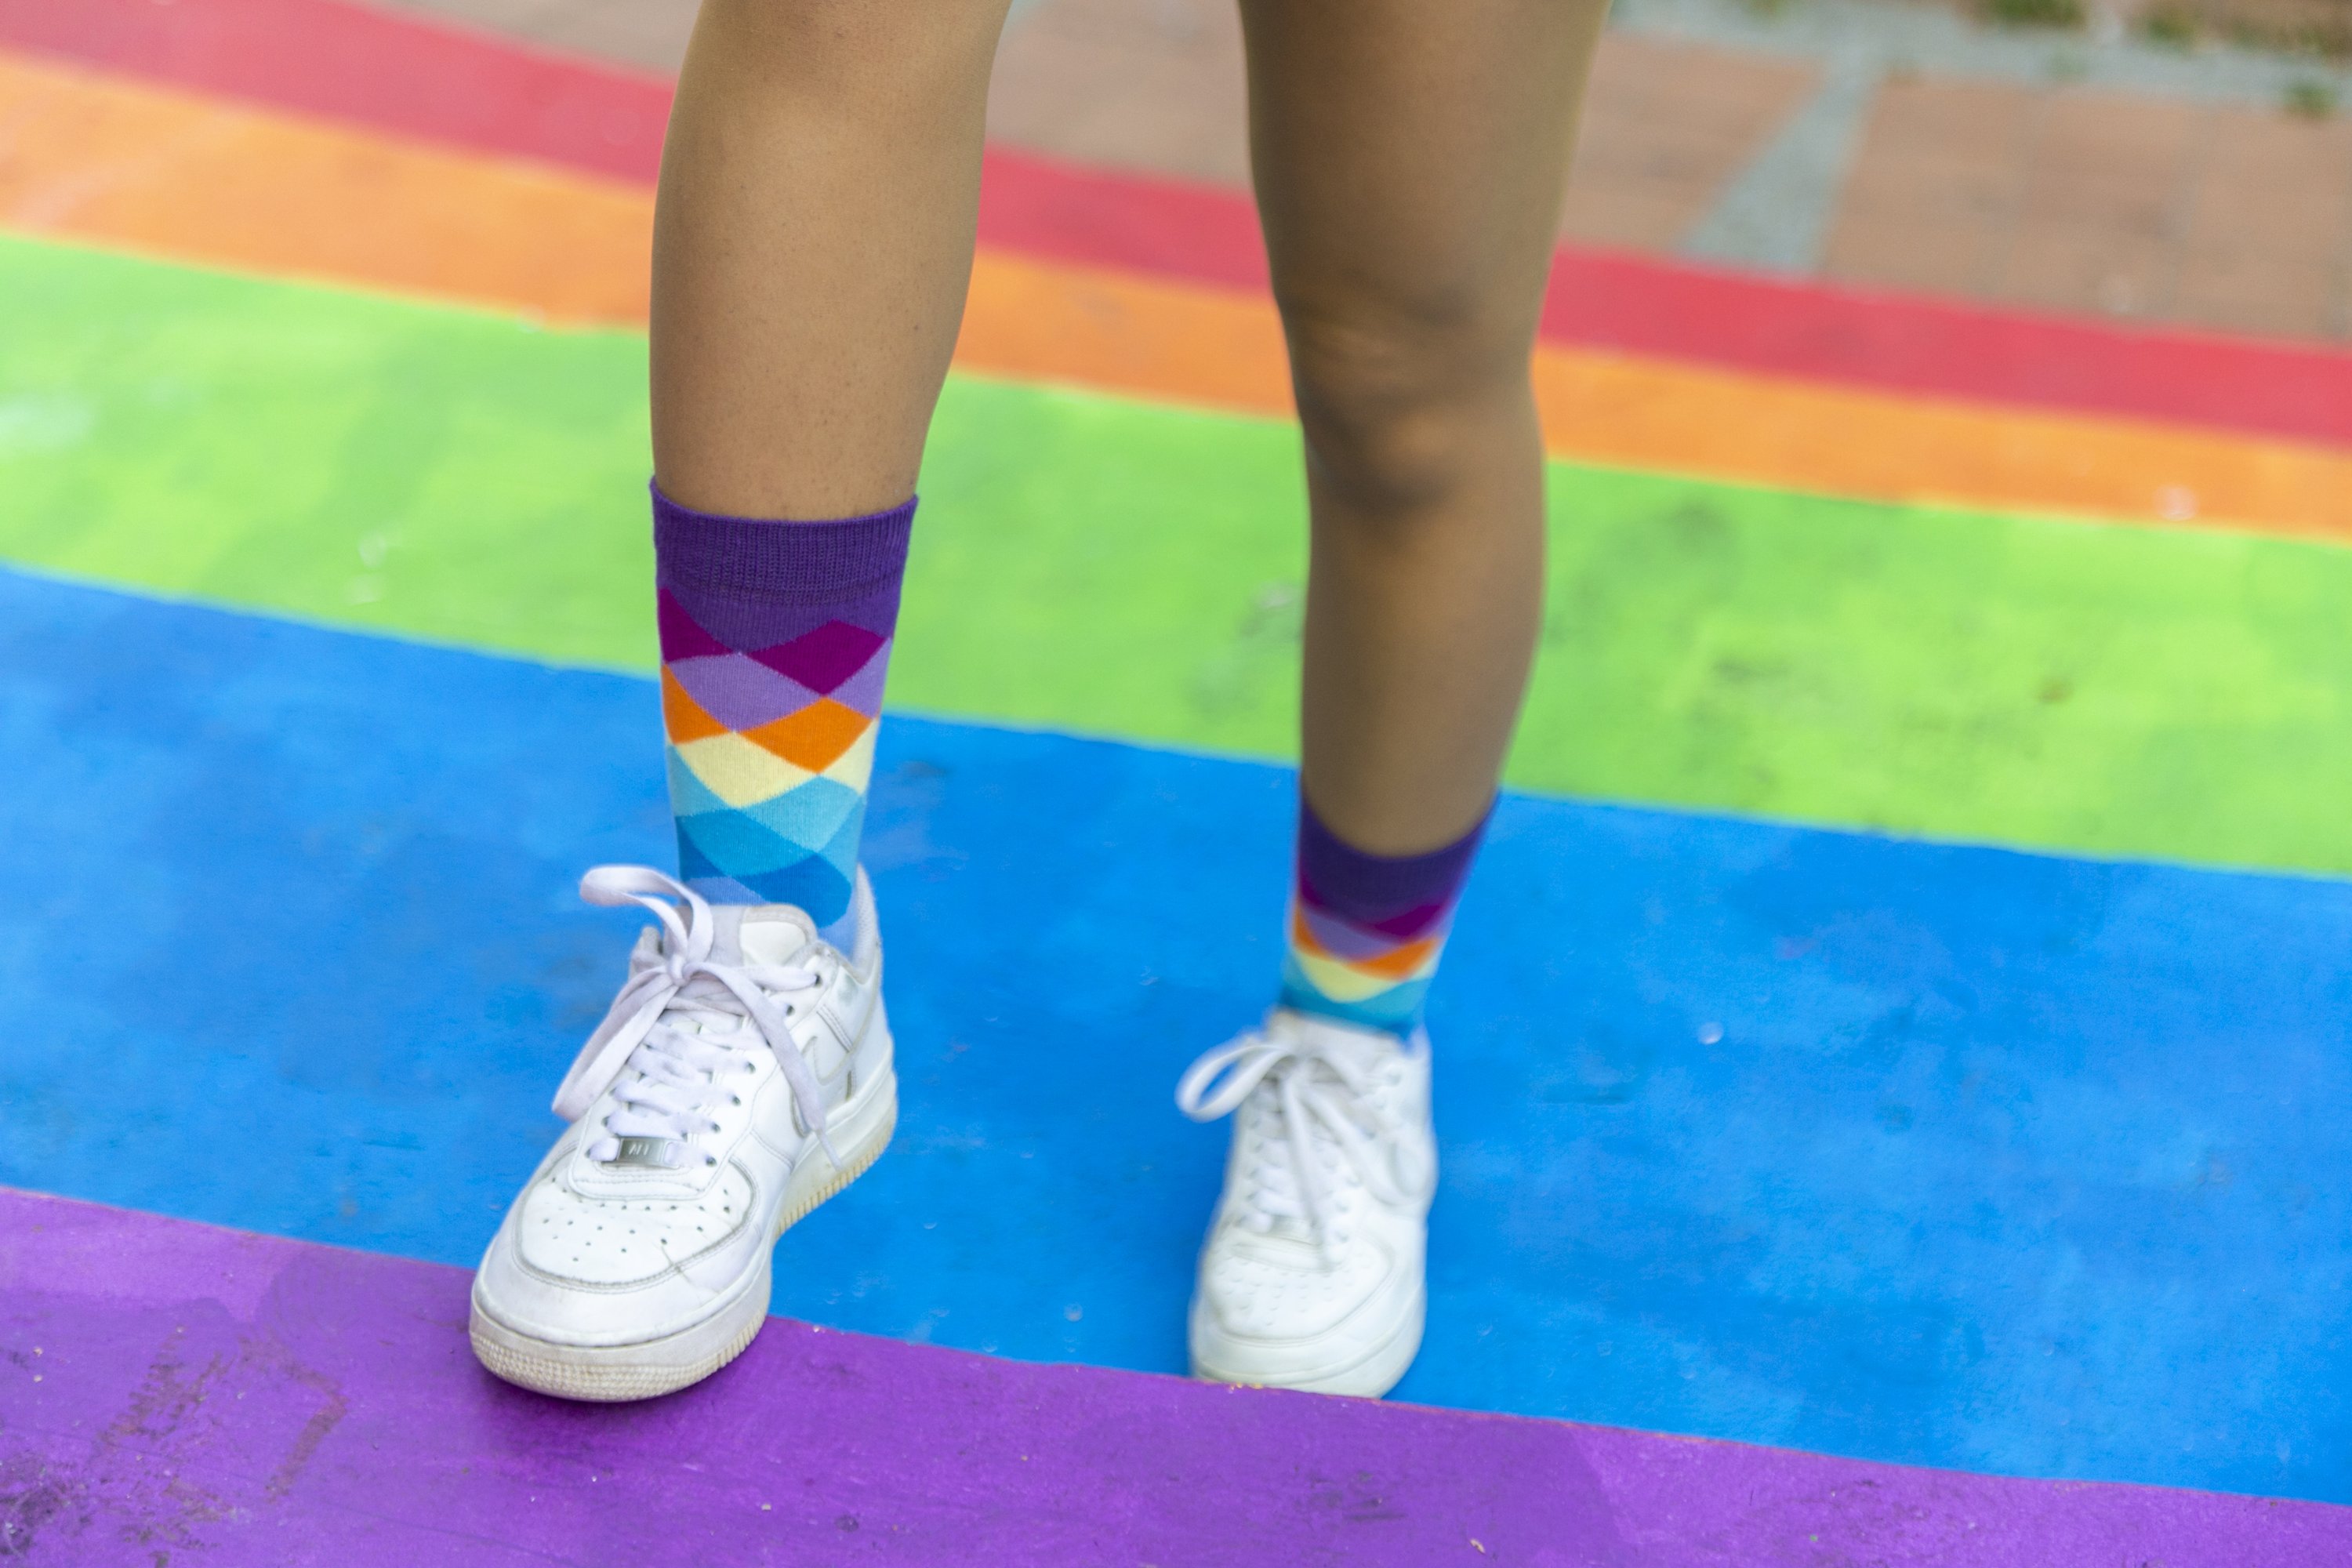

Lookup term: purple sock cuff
[1295,793,1490,932]
[651,484,916,605]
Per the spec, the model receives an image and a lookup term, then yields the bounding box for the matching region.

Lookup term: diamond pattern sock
[1278,793,1490,1038]
[652,485,913,937]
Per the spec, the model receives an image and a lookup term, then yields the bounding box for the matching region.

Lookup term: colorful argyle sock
[1277,793,1490,1038]
[652,485,913,935]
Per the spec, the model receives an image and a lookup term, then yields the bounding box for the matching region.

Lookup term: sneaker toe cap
[512,1166,755,1288]
[1197,1233,1395,1342]
[1189,1257,1425,1395]
[475,1173,765,1348]
[1191,1224,1424,1390]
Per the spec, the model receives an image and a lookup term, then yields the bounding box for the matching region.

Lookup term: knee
[1279,286,1536,517]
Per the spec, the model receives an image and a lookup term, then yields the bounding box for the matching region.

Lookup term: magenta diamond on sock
[1298,902,1423,963]
[749,621,887,694]
[826,641,894,718]
[657,590,732,662]
[1360,898,1452,941]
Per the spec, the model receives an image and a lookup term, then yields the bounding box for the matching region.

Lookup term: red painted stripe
[978,144,2352,448]
[13,0,2352,448]
[1535,249,2352,450]
[976,147,1269,292]
[0,0,671,184]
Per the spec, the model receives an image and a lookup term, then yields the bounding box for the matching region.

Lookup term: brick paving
[362,0,2352,343]
[1828,75,2352,336]
[1556,34,1821,252]
[385,0,696,70]
[987,0,1824,255]
[986,0,1251,189]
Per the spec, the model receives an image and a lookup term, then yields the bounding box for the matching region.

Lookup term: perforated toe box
[516,1163,755,1288]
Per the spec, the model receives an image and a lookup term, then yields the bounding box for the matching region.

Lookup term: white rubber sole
[1189,1283,1427,1399]
[470,1065,898,1403]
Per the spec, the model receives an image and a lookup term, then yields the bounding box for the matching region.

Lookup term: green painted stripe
[5,234,2350,877]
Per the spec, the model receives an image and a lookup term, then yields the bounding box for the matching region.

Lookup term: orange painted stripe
[1526,347,2352,541]
[958,248,1290,417]
[0,51,651,323]
[958,249,2352,541]
[25,0,2352,448]
[8,48,2351,542]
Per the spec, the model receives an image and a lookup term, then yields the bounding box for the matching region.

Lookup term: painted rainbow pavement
[4,0,2352,1559]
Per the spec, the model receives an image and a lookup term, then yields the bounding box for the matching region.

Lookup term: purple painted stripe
[3,1188,2343,1566]
[1296,793,1488,932]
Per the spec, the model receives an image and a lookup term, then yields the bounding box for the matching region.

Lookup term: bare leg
[1240,0,1609,853]
[641,0,1009,919]
[651,0,1012,518]
[477,5,1018,1402]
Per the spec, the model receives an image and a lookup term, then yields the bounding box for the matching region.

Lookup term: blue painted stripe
[2,564,2347,1502]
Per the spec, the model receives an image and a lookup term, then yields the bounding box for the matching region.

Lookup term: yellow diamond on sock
[1290,946,1414,1004]
[675,731,816,808]
[818,722,879,793]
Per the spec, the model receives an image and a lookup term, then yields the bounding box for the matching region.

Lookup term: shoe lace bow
[1174,1023,1430,1255]
[552,866,838,1169]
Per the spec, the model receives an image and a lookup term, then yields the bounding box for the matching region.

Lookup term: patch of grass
[1982,0,2085,28]
[2292,21,2352,60]
[2283,76,2339,116]
[2141,4,2199,46]
[2148,0,2352,61]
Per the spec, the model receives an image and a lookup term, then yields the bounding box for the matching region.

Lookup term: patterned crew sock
[652,485,913,939]
[1277,793,1490,1039]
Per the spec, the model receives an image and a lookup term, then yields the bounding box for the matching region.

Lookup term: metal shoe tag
[610,1136,684,1170]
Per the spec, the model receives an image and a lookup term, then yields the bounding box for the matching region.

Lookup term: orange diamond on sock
[1352,935,1441,980]
[1290,905,1439,979]
[661,668,728,742]
[742,699,871,771]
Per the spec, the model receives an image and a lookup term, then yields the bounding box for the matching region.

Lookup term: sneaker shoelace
[1175,1025,1431,1258]
[552,866,837,1170]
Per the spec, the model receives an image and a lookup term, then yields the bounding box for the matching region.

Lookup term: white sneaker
[470,865,896,1402]
[1175,1008,1437,1397]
